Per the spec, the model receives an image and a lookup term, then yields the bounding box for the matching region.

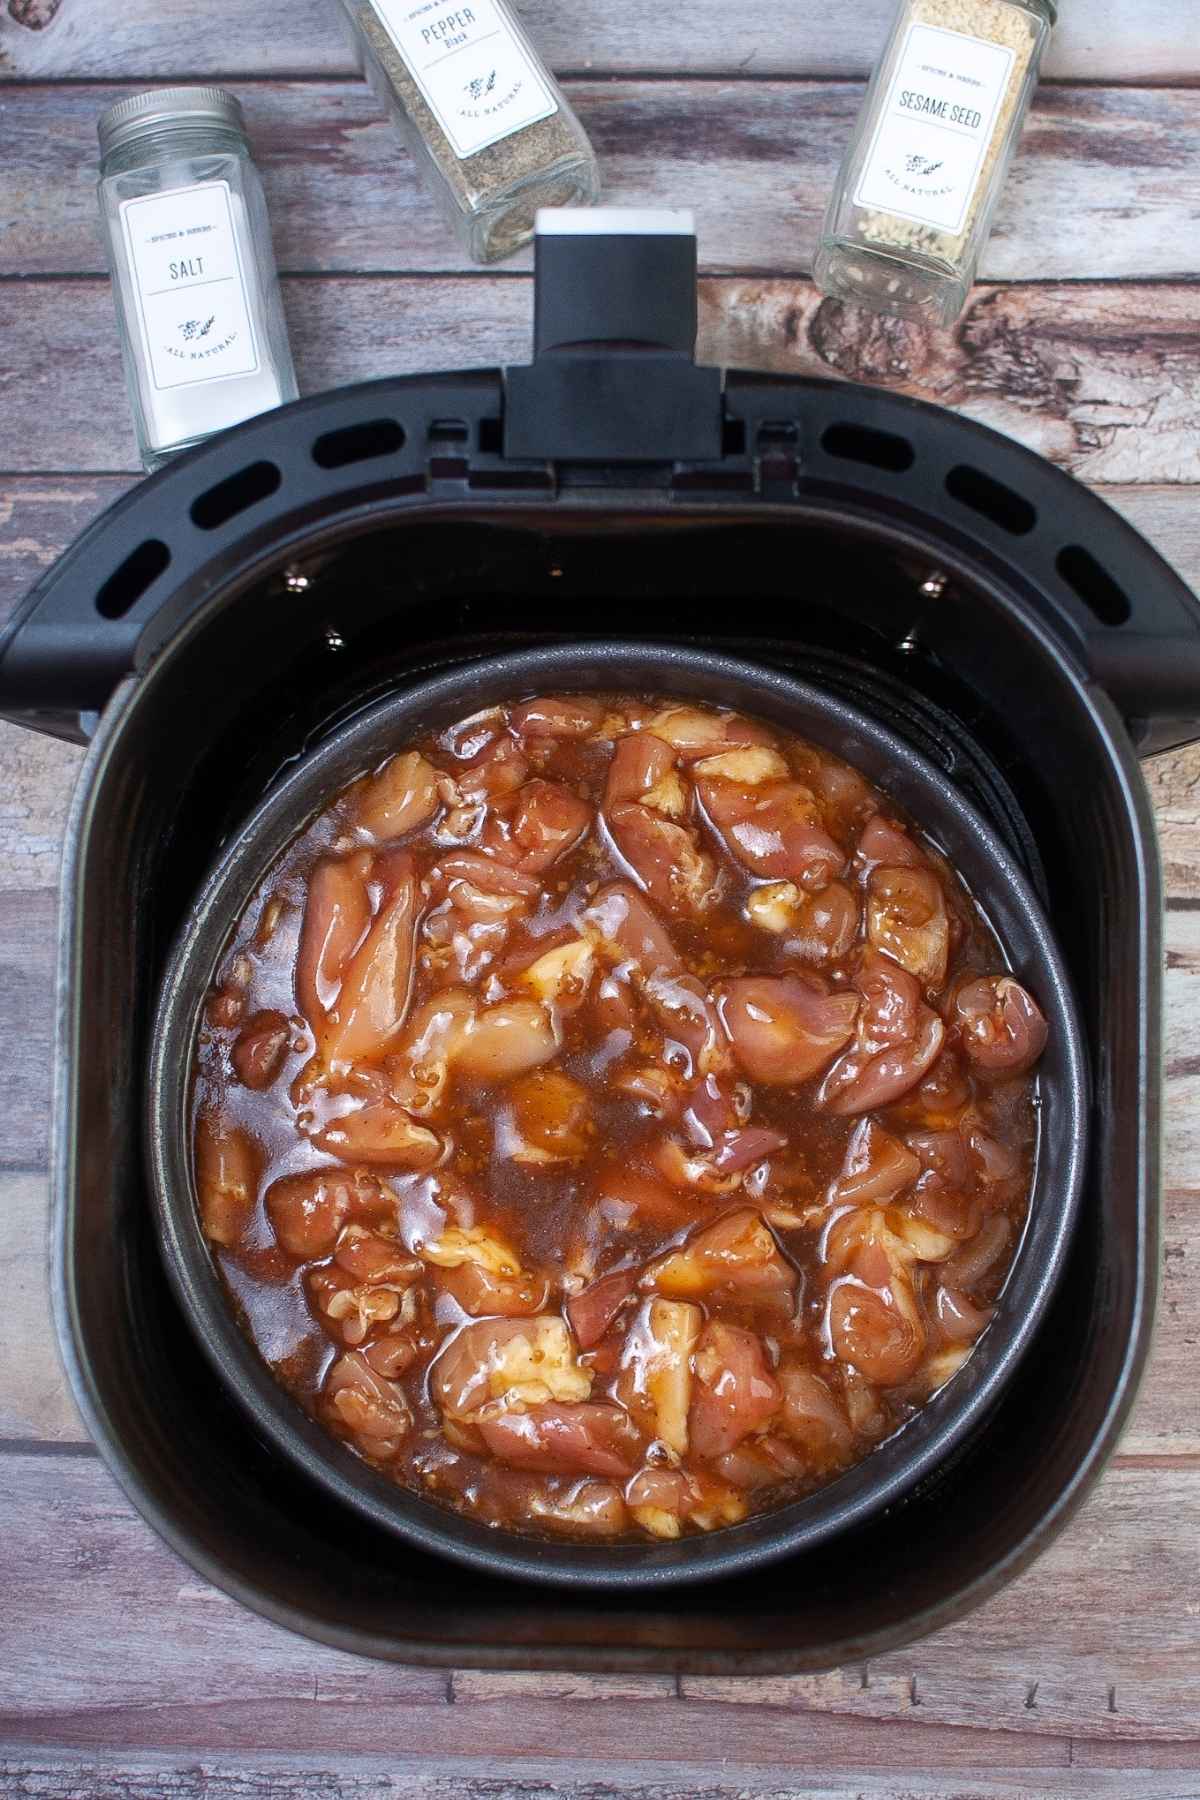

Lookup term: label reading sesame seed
[855,22,1015,236]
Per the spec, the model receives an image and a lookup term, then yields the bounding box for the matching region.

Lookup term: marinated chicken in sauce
[192,693,1047,1543]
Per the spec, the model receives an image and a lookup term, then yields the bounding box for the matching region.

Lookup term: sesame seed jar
[814,0,1055,327]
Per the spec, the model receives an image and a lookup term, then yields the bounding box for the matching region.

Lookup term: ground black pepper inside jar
[336,0,601,264]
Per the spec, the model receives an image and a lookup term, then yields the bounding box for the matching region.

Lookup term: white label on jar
[119,180,260,392]
[367,0,557,161]
[854,23,1015,236]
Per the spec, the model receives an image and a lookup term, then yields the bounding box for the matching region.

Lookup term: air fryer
[1,216,1197,1670]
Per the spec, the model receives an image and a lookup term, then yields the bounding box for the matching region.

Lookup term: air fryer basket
[2,222,1198,1667]
[146,641,1087,1590]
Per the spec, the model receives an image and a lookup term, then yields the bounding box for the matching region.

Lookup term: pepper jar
[336,0,601,264]
[97,87,298,470]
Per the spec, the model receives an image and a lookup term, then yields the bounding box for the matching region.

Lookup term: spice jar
[97,88,297,471]
[336,0,601,264]
[814,0,1055,327]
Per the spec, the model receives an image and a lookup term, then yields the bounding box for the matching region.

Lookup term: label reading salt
[855,23,1015,237]
[369,0,556,161]
[120,181,259,393]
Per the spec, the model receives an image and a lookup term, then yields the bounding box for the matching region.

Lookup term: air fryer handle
[1087,635,1200,758]
[503,208,723,464]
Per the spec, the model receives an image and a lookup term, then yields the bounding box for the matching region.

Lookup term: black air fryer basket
[3,220,1198,1671]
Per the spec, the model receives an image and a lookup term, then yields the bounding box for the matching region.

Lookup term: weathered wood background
[2,3,1200,1795]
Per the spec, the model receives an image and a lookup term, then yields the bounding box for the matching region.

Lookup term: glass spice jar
[814,0,1055,327]
[336,0,601,264]
[97,88,298,470]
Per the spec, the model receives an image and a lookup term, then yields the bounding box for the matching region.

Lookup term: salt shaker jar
[97,88,297,470]
[336,0,600,264]
[814,0,1055,327]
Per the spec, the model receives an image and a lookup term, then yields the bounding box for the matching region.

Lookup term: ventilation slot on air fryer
[723,418,747,457]
[755,421,800,485]
[427,419,470,480]
[95,538,171,620]
[312,420,406,470]
[821,422,915,473]
[945,465,1037,536]
[1057,544,1133,627]
[467,468,556,491]
[190,461,283,531]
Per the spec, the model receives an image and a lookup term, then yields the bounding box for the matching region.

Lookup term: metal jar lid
[98,86,246,158]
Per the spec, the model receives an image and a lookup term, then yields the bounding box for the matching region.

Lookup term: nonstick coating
[147,641,1088,1591]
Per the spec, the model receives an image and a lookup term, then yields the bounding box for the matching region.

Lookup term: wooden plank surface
[3,276,1200,477]
[0,1449,1198,1747]
[1,0,1196,82]
[4,1759,1200,1800]
[2,7,1200,1792]
[5,80,1199,282]
[0,897,57,1174]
